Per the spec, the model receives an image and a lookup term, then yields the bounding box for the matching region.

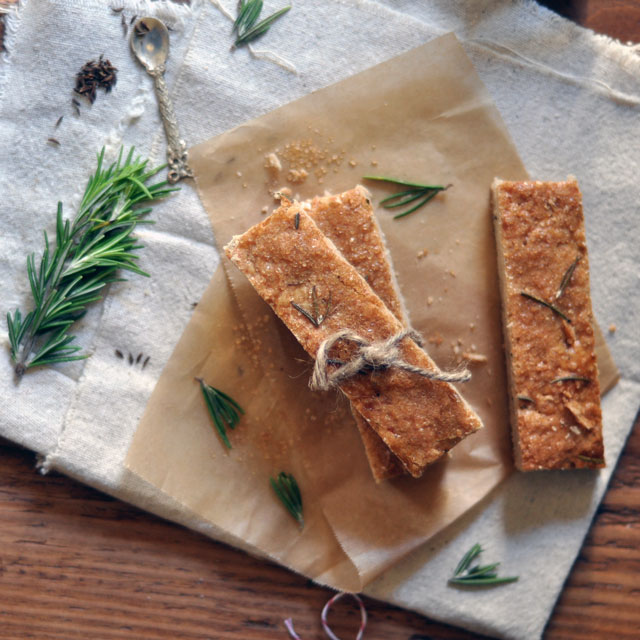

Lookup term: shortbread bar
[304,187,407,481]
[492,178,604,470]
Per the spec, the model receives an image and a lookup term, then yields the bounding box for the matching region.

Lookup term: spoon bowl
[130,17,170,72]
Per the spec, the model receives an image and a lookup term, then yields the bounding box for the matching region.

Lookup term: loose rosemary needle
[7,147,176,377]
[449,543,518,587]
[363,175,451,219]
[232,0,291,48]
[555,255,580,300]
[270,471,304,528]
[520,291,571,323]
[197,378,244,449]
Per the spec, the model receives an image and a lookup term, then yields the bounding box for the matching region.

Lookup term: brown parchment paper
[126,33,618,592]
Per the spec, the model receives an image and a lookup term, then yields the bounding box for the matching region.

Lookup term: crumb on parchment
[463,352,488,364]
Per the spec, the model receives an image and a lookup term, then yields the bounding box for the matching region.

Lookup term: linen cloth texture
[1,1,639,639]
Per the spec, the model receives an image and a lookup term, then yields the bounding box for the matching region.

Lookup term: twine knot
[310,328,471,391]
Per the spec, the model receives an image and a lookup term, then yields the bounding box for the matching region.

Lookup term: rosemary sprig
[449,543,518,587]
[232,0,291,48]
[520,291,571,323]
[578,454,605,465]
[7,147,176,377]
[555,255,580,300]
[363,175,451,219]
[197,378,245,449]
[551,375,592,384]
[270,471,304,528]
[291,286,333,327]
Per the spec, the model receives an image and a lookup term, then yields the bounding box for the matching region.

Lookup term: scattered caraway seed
[128,352,134,365]
[449,543,518,587]
[114,349,124,359]
[142,355,150,369]
[74,55,118,105]
[270,472,303,528]
[133,19,149,37]
[578,454,605,465]
[197,377,244,449]
[55,116,63,128]
[47,138,61,147]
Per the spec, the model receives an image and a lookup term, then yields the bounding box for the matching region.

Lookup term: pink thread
[285,592,368,640]
[285,617,302,639]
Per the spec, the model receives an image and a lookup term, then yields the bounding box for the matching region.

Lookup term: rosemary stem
[14,210,85,376]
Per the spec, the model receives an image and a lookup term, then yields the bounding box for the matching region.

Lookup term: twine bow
[310,328,471,391]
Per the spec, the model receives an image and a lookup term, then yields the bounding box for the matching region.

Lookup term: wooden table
[1,2,639,638]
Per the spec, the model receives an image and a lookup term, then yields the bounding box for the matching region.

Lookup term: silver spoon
[130,17,192,184]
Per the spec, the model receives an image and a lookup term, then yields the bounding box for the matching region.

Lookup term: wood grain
[539,0,640,43]
[1,1,639,639]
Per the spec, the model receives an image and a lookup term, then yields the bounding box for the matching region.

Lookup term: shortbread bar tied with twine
[310,328,472,391]
[224,201,484,477]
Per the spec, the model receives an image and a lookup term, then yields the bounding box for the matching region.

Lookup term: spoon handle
[151,67,193,184]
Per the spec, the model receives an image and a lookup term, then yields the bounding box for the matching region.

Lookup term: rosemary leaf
[8,147,177,377]
[364,175,446,190]
[577,454,605,465]
[233,3,291,48]
[520,291,571,323]
[198,378,245,449]
[270,471,304,528]
[453,543,482,577]
[466,562,500,578]
[392,190,441,220]
[449,544,518,588]
[449,576,519,586]
[551,375,591,384]
[379,190,430,210]
[555,255,580,300]
[290,286,333,328]
[291,301,319,327]
[233,0,262,34]
[363,175,450,219]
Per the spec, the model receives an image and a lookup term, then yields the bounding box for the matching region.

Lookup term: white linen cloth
[1,1,639,638]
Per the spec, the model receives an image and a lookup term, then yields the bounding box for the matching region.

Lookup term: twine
[310,328,471,391]
[285,592,368,640]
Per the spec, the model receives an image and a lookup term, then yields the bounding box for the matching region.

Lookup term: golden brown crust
[492,178,604,470]
[306,187,406,481]
[225,201,483,478]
